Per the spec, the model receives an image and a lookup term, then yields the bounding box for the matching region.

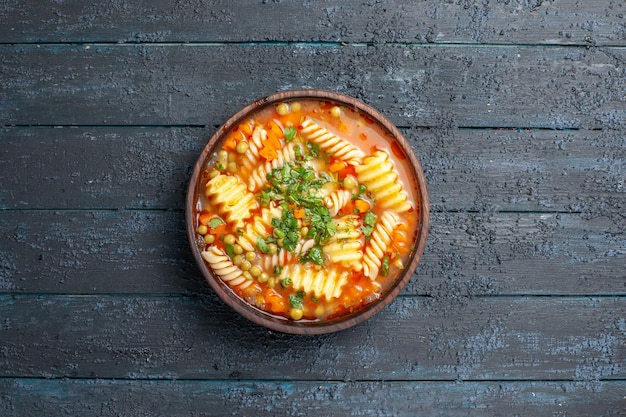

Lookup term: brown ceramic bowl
[186,89,429,334]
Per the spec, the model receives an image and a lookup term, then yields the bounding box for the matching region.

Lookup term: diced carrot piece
[223,135,237,151]
[264,289,286,314]
[240,120,254,137]
[355,199,369,213]
[259,147,278,161]
[279,112,303,128]
[293,207,306,219]
[266,135,281,150]
[329,160,347,173]
[198,211,213,225]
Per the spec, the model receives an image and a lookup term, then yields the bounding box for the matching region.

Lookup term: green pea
[233,244,243,255]
[249,266,262,277]
[236,141,249,154]
[240,260,252,271]
[274,228,286,239]
[276,103,290,115]
[223,234,236,245]
[245,251,256,262]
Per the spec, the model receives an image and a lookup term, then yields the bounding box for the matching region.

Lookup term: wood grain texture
[2,44,624,128]
[1,0,626,46]
[2,127,624,212]
[1,379,625,417]
[1,210,624,296]
[0,295,624,382]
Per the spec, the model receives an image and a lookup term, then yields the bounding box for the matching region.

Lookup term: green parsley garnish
[260,159,338,251]
[289,292,304,309]
[273,265,282,276]
[257,236,271,254]
[224,244,236,259]
[207,217,225,229]
[381,256,390,276]
[284,126,297,142]
[280,278,293,289]
[300,245,324,266]
[361,211,377,240]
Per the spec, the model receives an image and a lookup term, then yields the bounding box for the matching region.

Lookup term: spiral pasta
[299,118,365,165]
[201,245,257,292]
[247,142,300,192]
[205,174,259,229]
[363,210,401,279]
[355,150,412,214]
[323,215,363,271]
[259,239,315,271]
[240,124,267,172]
[324,189,352,216]
[279,263,349,300]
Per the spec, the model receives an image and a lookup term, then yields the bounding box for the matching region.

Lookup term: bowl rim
[186,88,429,334]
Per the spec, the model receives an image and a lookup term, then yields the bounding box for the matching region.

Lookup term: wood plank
[0,295,624,381]
[2,44,624,128]
[1,379,624,417]
[1,0,625,46]
[1,211,623,296]
[2,127,624,212]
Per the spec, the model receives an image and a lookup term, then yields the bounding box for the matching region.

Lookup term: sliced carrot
[355,199,369,213]
[293,207,306,219]
[259,147,278,161]
[279,112,303,128]
[328,160,347,173]
[266,119,283,142]
[341,200,356,215]
[198,211,213,225]
[239,120,254,137]
[259,134,282,161]
[223,135,237,151]
[264,288,286,314]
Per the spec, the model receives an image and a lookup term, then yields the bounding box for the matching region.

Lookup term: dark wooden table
[1,1,625,415]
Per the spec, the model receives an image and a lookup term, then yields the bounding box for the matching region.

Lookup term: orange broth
[194,99,420,322]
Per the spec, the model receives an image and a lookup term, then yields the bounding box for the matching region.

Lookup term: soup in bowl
[186,90,429,334]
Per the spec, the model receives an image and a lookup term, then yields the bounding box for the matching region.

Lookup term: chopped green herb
[300,245,324,266]
[311,295,319,303]
[289,293,303,309]
[257,237,271,254]
[280,278,293,289]
[381,256,390,276]
[284,126,297,142]
[273,265,282,276]
[207,217,225,229]
[361,211,377,239]
[224,244,236,259]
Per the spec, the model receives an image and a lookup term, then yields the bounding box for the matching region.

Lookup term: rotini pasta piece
[247,142,300,192]
[363,210,401,279]
[259,239,315,271]
[299,118,365,165]
[324,189,352,216]
[240,125,267,172]
[259,203,283,227]
[205,174,259,229]
[201,245,257,292]
[355,150,412,214]
[237,217,270,252]
[323,215,363,271]
[279,263,349,300]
